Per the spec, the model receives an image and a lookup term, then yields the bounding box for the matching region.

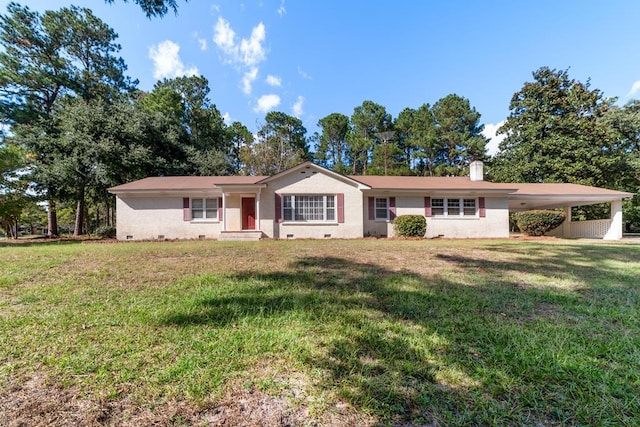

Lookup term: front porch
[217,183,266,241]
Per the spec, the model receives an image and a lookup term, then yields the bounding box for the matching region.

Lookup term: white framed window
[431,198,445,216]
[283,195,336,222]
[463,199,476,216]
[432,198,477,217]
[447,198,460,214]
[191,198,218,220]
[375,197,388,220]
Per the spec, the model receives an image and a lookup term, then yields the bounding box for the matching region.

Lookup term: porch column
[562,206,572,238]
[222,193,227,231]
[255,189,261,230]
[604,200,623,240]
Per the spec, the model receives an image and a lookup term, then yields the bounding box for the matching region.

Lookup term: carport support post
[604,200,623,240]
[562,206,572,238]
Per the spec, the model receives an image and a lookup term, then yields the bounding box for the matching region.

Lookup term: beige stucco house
[108,161,633,241]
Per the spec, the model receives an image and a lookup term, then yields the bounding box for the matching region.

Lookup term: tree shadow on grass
[0,239,82,248]
[160,251,640,425]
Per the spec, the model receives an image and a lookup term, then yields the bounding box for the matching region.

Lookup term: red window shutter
[389,197,396,220]
[183,198,190,221]
[479,197,486,218]
[337,193,344,223]
[368,197,374,220]
[424,197,432,217]
[218,198,223,221]
[275,194,282,223]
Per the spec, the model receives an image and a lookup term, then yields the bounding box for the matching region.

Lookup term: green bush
[393,215,426,238]
[515,210,566,236]
[95,226,116,239]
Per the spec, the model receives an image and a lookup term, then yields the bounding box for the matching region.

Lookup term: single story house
[108,161,633,241]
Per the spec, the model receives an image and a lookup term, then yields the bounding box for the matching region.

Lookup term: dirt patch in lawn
[0,373,370,427]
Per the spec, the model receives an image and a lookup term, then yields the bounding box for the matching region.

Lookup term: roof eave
[257,161,371,189]
[108,188,221,196]
[361,188,517,194]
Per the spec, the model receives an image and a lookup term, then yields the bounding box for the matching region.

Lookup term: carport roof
[502,183,633,211]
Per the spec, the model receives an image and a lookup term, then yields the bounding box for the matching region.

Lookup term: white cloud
[239,23,266,67]
[213,17,268,96]
[193,31,208,51]
[149,40,198,79]
[481,121,506,156]
[213,17,237,57]
[265,74,281,87]
[254,94,281,113]
[277,0,286,16]
[222,112,231,124]
[213,17,266,68]
[241,67,259,95]
[297,66,312,80]
[292,96,304,117]
[627,80,640,98]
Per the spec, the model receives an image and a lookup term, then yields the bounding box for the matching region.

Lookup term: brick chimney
[470,160,484,181]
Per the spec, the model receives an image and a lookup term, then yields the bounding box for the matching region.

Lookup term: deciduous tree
[0,3,134,235]
[241,111,309,175]
[491,67,616,186]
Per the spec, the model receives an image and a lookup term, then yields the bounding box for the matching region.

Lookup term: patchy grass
[0,238,639,425]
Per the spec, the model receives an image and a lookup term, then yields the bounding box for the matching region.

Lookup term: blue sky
[9,1,640,154]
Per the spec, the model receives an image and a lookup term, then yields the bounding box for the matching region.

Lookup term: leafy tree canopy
[241,111,309,175]
[490,67,617,187]
[105,0,184,18]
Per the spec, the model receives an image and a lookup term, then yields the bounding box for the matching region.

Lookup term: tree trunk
[74,187,85,236]
[47,199,58,237]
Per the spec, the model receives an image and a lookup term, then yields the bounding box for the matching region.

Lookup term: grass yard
[0,238,639,426]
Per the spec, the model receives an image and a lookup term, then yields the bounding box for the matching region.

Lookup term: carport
[502,183,634,240]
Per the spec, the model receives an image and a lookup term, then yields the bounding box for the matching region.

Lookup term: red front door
[242,197,256,230]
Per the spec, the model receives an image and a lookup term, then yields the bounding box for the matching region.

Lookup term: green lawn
[1,238,639,425]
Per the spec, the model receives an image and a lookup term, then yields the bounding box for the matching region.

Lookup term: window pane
[191,198,203,219]
[294,195,325,221]
[283,196,292,221]
[375,198,388,220]
[205,199,218,219]
[463,199,476,216]
[432,198,444,216]
[326,195,335,221]
[448,199,460,215]
[282,195,337,222]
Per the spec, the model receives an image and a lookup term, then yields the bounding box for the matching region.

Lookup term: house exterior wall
[363,194,509,238]
[224,194,242,231]
[426,196,509,238]
[260,170,364,239]
[115,194,221,240]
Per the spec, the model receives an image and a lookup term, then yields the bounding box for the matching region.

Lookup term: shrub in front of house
[95,226,116,239]
[393,215,426,238]
[515,210,566,236]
